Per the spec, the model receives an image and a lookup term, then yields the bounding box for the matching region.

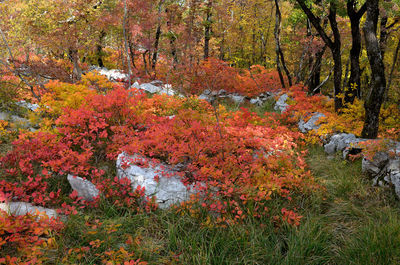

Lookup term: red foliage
[170,58,283,97]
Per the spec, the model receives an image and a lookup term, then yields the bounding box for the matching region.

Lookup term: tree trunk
[69,49,82,81]
[128,39,137,69]
[143,51,149,75]
[123,0,132,87]
[152,24,162,70]
[152,0,165,70]
[387,38,400,93]
[361,0,387,139]
[308,45,326,94]
[328,4,343,111]
[297,0,343,111]
[346,0,366,104]
[274,0,287,87]
[96,31,106,68]
[204,0,212,59]
[219,29,225,61]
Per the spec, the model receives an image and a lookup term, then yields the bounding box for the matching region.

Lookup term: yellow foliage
[41,80,96,116]
[315,98,400,139]
[0,120,9,141]
[80,71,115,92]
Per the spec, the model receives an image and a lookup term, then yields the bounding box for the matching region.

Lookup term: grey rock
[228,94,245,103]
[274,94,289,112]
[298,112,326,133]
[218,89,227,96]
[250,98,263,106]
[362,151,389,177]
[199,90,214,102]
[324,142,337,155]
[202,89,211,95]
[387,158,400,172]
[67,174,100,201]
[116,153,199,209]
[323,133,360,155]
[150,80,164,86]
[390,170,400,198]
[131,81,140,89]
[139,83,177,96]
[0,202,57,219]
[97,68,128,81]
[16,100,40,112]
[362,157,381,176]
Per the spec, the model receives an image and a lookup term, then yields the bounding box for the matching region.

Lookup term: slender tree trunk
[308,46,326,94]
[128,39,137,69]
[379,9,388,61]
[96,31,106,68]
[296,0,343,111]
[346,1,366,103]
[387,38,400,92]
[166,9,178,66]
[69,49,82,81]
[296,20,312,84]
[152,24,162,70]
[361,0,387,139]
[342,59,350,89]
[143,51,149,75]
[204,0,213,59]
[123,0,132,87]
[152,0,165,70]
[328,4,343,111]
[219,29,225,61]
[274,0,286,88]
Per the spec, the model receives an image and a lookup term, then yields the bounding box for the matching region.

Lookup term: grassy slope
[3,100,400,264]
[52,143,400,264]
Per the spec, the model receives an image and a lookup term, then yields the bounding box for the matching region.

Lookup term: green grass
[3,97,400,264]
[48,145,400,264]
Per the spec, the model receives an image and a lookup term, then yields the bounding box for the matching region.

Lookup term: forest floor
[49,104,400,265]
[49,147,400,265]
[1,87,400,264]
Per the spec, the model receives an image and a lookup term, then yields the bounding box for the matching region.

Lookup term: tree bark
[204,0,213,59]
[346,0,366,103]
[123,0,132,87]
[387,38,400,93]
[274,0,291,87]
[128,39,137,69]
[296,0,343,111]
[361,0,387,139]
[308,45,326,94]
[69,49,82,81]
[96,31,106,68]
[152,0,165,70]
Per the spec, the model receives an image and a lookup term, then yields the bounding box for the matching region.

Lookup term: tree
[361,0,387,138]
[274,0,292,88]
[296,0,343,111]
[204,0,213,59]
[346,0,367,103]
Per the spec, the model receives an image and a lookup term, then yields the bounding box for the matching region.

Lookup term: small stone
[274,94,289,112]
[0,202,57,219]
[67,174,100,201]
[298,112,326,133]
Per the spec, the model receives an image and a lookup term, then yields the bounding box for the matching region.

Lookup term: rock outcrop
[116,153,198,209]
[298,112,326,133]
